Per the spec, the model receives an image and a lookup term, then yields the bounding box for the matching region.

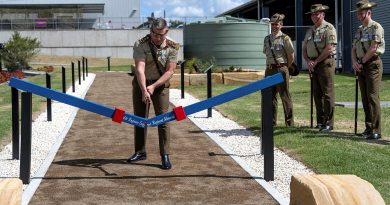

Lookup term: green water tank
[184,16,269,70]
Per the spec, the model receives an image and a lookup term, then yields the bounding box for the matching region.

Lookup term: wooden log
[0,178,22,205]
[290,174,385,205]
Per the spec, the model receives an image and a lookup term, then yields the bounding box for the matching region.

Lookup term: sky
[140,0,252,18]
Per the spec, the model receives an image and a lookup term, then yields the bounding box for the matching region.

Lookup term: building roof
[0,3,105,13]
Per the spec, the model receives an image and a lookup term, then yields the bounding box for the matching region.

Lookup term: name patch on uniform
[314,34,323,42]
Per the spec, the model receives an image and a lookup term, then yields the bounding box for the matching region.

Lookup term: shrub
[37,65,54,72]
[184,57,216,73]
[0,70,25,84]
[0,31,41,72]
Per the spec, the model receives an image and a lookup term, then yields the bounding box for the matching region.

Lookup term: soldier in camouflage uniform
[263,13,294,127]
[127,18,179,169]
[303,4,337,132]
[352,0,384,140]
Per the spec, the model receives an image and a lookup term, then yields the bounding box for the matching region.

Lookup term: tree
[169,20,185,28]
[0,31,41,71]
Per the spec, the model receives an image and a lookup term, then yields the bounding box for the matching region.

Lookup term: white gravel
[169,89,314,204]
[0,75,313,205]
[0,74,95,192]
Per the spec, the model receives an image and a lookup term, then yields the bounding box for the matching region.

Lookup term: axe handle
[144,102,150,137]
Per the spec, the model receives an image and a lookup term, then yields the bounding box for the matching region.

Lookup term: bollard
[261,87,274,181]
[203,64,213,117]
[107,56,111,71]
[207,69,212,117]
[11,87,19,159]
[71,62,75,92]
[62,66,66,93]
[86,58,88,77]
[82,57,85,81]
[20,91,32,184]
[78,60,81,85]
[0,43,3,71]
[180,61,185,99]
[46,73,52,121]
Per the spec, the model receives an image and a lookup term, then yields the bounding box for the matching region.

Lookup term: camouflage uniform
[352,0,385,137]
[132,34,179,155]
[263,28,295,126]
[304,5,337,129]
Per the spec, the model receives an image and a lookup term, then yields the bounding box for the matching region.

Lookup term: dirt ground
[29,72,277,204]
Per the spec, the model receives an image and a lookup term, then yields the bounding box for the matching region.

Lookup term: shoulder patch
[373,24,378,29]
[139,35,151,44]
[167,39,180,50]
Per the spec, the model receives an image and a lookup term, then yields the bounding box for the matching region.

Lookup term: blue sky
[140,0,251,18]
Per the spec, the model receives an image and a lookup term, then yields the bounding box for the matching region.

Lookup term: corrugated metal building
[219,0,389,74]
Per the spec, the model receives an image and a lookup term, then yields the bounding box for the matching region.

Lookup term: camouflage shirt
[353,19,385,58]
[304,20,337,58]
[263,31,294,65]
[133,34,179,80]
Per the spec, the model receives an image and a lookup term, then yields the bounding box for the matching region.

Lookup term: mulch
[29,72,277,204]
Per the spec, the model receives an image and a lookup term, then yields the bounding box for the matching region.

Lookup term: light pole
[0,43,4,71]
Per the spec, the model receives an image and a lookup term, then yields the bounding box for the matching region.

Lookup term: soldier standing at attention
[303,4,337,132]
[127,18,179,169]
[352,0,384,140]
[263,13,294,127]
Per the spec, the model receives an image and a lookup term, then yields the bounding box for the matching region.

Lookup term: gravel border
[0,74,95,205]
[169,89,314,204]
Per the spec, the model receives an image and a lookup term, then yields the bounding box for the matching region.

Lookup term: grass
[0,56,133,145]
[1,63,388,202]
[184,72,390,203]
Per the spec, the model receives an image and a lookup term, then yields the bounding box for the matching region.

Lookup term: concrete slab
[335,101,390,108]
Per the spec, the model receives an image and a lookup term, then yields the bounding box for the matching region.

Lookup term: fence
[0,16,212,30]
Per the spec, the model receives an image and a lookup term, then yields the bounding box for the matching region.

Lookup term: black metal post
[11,87,19,159]
[107,56,111,71]
[78,60,81,85]
[354,75,359,135]
[20,91,32,184]
[82,57,85,81]
[62,66,66,93]
[207,69,212,117]
[46,73,52,122]
[0,43,3,71]
[261,87,274,181]
[295,0,303,74]
[71,62,75,92]
[86,58,88,77]
[180,62,185,99]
